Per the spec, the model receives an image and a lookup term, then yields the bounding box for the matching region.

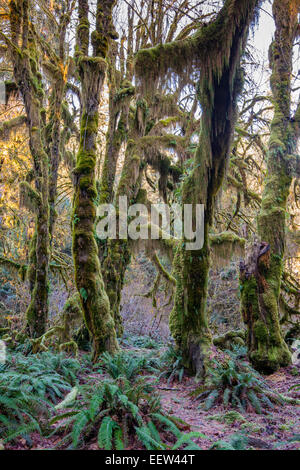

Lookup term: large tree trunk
[72,0,119,360]
[240,0,299,373]
[169,0,259,377]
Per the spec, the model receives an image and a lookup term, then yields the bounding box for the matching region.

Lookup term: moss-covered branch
[135,0,261,94]
[151,251,176,286]
[0,115,27,140]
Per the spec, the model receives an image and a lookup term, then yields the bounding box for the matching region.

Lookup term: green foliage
[0,349,84,447]
[208,410,246,425]
[196,348,283,413]
[136,421,204,451]
[98,416,122,450]
[0,353,55,444]
[50,376,151,449]
[159,345,185,383]
[121,333,161,350]
[98,350,159,381]
[5,351,82,390]
[51,350,205,450]
[79,287,88,302]
[289,383,300,392]
[0,377,48,444]
[210,433,249,450]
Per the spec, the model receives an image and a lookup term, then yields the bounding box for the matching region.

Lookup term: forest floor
[158,366,300,450]
[126,345,300,451]
[5,342,300,451]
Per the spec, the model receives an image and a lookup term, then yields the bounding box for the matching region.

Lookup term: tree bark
[8,0,50,337]
[169,0,260,377]
[72,0,119,360]
[240,0,299,373]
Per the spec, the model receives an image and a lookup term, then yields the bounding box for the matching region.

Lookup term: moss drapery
[135,0,260,377]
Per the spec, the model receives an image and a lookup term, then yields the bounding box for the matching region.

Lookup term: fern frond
[98,417,119,450]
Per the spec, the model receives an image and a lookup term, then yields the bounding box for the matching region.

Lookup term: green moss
[213,330,245,349]
[72,3,119,359]
[208,411,246,425]
[240,422,263,432]
[114,86,135,103]
[240,270,291,373]
[253,321,268,342]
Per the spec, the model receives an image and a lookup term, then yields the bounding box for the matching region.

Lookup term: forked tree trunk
[169,0,259,377]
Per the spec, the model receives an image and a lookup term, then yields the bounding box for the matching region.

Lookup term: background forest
[0,0,299,451]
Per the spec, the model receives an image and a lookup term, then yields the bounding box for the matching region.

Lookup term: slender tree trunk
[8,0,50,337]
[240,0,299,373]
[102,136,144,335]
[47,80,66,244]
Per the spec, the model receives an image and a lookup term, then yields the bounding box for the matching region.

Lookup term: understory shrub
[159,345,185,383]
[196,347,285,413]
[51,350,204,450]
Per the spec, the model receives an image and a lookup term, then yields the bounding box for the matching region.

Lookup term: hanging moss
[135,0,260,97]
[0,115,27,140]
[19,181,41,212]
[113,85,135,103]
[209,231,245,268]
[167,0,259,378]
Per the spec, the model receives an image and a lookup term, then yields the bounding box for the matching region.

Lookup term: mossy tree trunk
[96,16,137,335]
[240,0,299,374]
[72,0,119,360]
[8,0,50,337]
[46,80,67,244]
[169,0,259,377]
[102,144,144,335]
[4,0,73,337]
[102,117,145,334]
[97,59,134,284]
[99,58,134,206]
